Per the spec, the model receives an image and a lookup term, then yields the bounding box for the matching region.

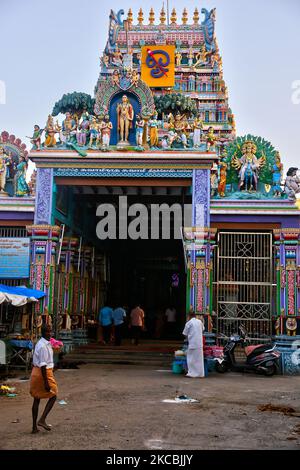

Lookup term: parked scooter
[215,325,281,376]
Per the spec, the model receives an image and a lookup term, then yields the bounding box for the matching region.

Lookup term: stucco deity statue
[232,140,266,191]
[175,51,182,67]
[205,126,216,152]
[15,155,30,197]
[149,111,159,148]
[60,112,77,144]
[76,112,90,147]
[112,70,120,86]
[192,114,203,148]
[284,167,300,200]
[44,115,60,147]
[131,69,140,87]
[0,147,9,194]
[100,115,113,149]
[89,116,99,147]
[211,164,218,197]
[135,114,145,147]
[111,47,123,66]
[27,125,43,150]
[117,95,134,143]
[218,155,228,197]
[272,151,283,197]
[194,44,209,68]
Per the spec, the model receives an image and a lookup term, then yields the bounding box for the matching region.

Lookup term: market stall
[0,284,46,371]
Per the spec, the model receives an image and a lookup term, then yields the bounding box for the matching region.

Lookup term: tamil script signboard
[0,238,30,279]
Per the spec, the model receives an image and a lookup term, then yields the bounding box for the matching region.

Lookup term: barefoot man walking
[30,324,58,433]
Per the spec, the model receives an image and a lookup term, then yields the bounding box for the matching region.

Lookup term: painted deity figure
[117,95,134,143]
[173,112,188,148]
[44,115,60,147]
[272,151,283,197]
[61,112,77,144]
[218,155,228,197]
[284,167,300,200]
[206,126,216,152]
[188,49,194,67]
[89,116,99,147]
[175,51,182,67]
[148,111,159,148]
[192,114,203,148]
[194,44,209,68]
[27,125,43,150]
[131,69,140,87]
[0,147,9,193]
[111,48,123,67]
[210,165,218,197]
[232,141,265,191]
[166,113,176,148]
[15,156,30,197]
[135,114,145,147]
[96,116,104,147]
[112,70,120,86]
[100,115,113,149]
[76,112,90,147]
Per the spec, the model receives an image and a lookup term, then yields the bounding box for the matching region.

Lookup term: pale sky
[0,0,299,172]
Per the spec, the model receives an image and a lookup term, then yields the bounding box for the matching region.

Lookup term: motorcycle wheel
[263,364,277,377]
[216,362,228,373]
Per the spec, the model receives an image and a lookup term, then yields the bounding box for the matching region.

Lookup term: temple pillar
[184,168,216,331]
[273,229,300,336]
[34,168,54,225]
[26,225,60,321]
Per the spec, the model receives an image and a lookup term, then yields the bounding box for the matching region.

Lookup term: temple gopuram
[1,7,300,374]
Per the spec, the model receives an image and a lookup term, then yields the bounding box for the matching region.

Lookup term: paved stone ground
[1,364,300,450]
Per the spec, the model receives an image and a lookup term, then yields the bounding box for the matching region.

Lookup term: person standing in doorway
[165,306,177,339]
[98,305,113,345]
[30,324,58,434]
[182,310,205,378]
[112,306,127,346]
[130,304,145,345]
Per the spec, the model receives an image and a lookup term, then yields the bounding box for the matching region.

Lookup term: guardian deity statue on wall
[218,154,228,197]
[117,95,134,144]
[44,115,61,148]
[232,140,266,192]
[205,126,216,152]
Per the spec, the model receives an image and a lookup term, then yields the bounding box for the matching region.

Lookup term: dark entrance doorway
[107,239,186,340]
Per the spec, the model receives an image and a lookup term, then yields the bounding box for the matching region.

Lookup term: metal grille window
[215,232,273,343]
[0,227,27,237]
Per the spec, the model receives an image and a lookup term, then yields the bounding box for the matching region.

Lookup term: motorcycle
[215,325,281,376]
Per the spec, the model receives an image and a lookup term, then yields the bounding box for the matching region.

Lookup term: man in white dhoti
[182,311,205,378]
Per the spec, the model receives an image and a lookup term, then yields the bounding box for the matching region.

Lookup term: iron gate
[215,232,273,343]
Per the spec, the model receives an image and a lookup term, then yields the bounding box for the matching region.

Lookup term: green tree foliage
[154,93,197,118]
[52,92,95,118]
[224,135,277,185]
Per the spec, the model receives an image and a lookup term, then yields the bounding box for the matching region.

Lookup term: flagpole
[167,0,170,25]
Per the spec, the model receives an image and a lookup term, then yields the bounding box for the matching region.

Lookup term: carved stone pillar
[34,168,54,225]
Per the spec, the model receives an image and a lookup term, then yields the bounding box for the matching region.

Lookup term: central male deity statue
[117,95,134,143]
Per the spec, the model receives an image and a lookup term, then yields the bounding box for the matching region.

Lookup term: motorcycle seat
[245,343,274,359]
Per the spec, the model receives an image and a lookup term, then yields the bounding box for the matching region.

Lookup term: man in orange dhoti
[30,324,58,433]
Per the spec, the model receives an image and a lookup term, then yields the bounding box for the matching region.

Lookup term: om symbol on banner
[146,50,170,78]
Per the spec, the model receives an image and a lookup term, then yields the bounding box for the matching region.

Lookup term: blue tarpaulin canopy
[0,284,46,306]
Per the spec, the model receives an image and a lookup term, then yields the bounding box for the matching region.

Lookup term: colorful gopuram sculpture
[29,7,235,154]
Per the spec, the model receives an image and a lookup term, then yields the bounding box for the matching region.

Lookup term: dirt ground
[1,364,300,450]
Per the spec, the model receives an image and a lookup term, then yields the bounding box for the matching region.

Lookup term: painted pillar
[26,225,60,317]
[184,168,216,330]
[273,229,300,336]
[34,168,54,225]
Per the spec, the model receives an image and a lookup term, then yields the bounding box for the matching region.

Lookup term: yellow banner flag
[141,45,175,88]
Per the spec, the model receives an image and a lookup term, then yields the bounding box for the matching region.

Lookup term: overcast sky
[0,0,299,171]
